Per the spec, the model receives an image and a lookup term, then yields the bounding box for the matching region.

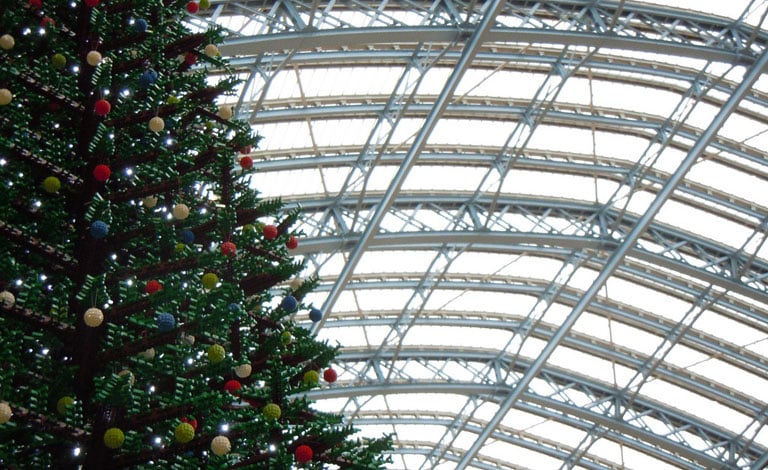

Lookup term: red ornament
[84,0,99,7]
[220,241,237,257]
[323,368,337,383]
[223,380,241,394]
[295,445,313,463]
[262,224,278,240]
[286,235,299,250]
[40,17,56,28]
[94,99,111,116]
[239,156,253,170]
[239,145,252,155]
[181,416,198,430]
[48,102,61,112]
[186,1,199,13]
[93,164,111,182]
[184,52,197,65]
[29,0,42,8]
[145,280,162,294]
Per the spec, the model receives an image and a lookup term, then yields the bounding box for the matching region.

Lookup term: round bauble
[90,220,109,239]
[0,88,12,106]
[289,277,303,290]
[139,69,158,88]
[40,17,56,28]
[142,195,158,208]
[29,0,42,7]
[134,18,148,33]
[204,44,219,57]
[295,444,313,464]
[281,295,298,313]
[84,0,99,7]
[262,403,281,420]
[93,164,111,182]
[211,435,231,456]
[94,99,111,116]
[42,176,61,193]
[220,241,236,257]
[117,369,135,386]
[86,50,102,66]
[166,95,180,105]
[148,116,165,133]
[262,224,278,240]
[0,403,12,424]
[138,347,155,360]
[175,422,195,444]
[56,396,74,415]
[207,344,225,363]
[218,104,233,120]
[51,53,66,69]
[103,427,125,449]
[280,330,292,345]
[233,363,252,378]
[186,1,199,13]
[239,156,253,170]
[303,370,319,385]
[0,291,15,308]
[0,34,15,50]
[182,333,195,345]
[309,307,323,322]
[172,203,190,220]
[181,416,198,430]
[180,229,195,245]
[286,235,299,250]
[156,312,175,332]
[145,280,162,294]
[184,52,197,65]
[223,379,241,394]
[199,0,210,8]
[83,307,104,327]
[323,367,338,383]
[201,272,218,289]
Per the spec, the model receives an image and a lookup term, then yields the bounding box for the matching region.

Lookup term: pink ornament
[93,164,111,182]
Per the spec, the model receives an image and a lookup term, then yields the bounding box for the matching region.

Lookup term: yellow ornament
[218,104,233,120]
[142,195,158,208]
[86,50,102,66]
[118,369,135,387]
[303,370,320,385]
[56,396,74,415]
[0,402,12,424]
[0,34,14,50]
[0,291,15,308]
[233,363,252,378]
[262,403,281,420]
[175,422,195,444]
[42,176,61,193]
[204,44,219,58]
[211,435,231,456]
[201,272,218,289]
[289,277,303,290]
[103,427,125,449]
[175,242,186,253]
[207,344,225,363]
[148,116,165,132]
[166,95,180,104]
[281,330,292,345]
[172,203,190,220]
[138,347,155,360]
[83,307,104,327]
[0,88,11,106]
[51,53,66,69]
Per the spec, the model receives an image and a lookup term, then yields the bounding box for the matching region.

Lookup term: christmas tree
[0,0,391,468]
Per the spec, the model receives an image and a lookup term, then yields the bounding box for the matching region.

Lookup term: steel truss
[201,1,768,468]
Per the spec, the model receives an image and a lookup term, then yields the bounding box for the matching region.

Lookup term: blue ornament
[228,303,241,312]
[309,307,323,322]
[90,220,109,239]
[134,18,148,32]
[179,229,195,245]
[157,312,175,332]
[138,69,158,88]
[281,295,298,313]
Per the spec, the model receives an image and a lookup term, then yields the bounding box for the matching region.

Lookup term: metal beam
[312,0,507,332]
[453,43,768,470]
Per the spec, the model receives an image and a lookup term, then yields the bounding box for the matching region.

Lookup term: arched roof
[197,1,768,468]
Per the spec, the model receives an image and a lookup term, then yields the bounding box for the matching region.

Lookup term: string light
[72,447,81,457]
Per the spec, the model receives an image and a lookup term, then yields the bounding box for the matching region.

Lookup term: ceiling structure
[194,1,768,468]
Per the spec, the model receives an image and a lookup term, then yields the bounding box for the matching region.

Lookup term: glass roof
[197,1,768,468]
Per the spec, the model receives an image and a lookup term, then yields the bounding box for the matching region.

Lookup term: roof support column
[454,46,768,470]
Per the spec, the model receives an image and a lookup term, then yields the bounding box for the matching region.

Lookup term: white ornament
[289,278,303,290]
[211,435,231,456]
[118,369,135,387]
[234,363,252,378]
[0,291,15,308]
[86,50,102,66]
[0,402,11,424]
[181,333,195,345]
[0,34,14,50]
[148,116,165,132]
[173,203,190,220]
[138,347,155,360]
[218,105,233,120]
[83,307,104,327]
[204,44,219,58]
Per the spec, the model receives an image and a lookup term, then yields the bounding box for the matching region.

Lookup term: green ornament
[201,272,218,289]
[56,396,74,415]
[103,427,125,449]
[207,344,225,363]
[303,370,319,385]
[51,53,66,69]
[175,242,186,253]
[281,330,292,345]
[42,176,61,193]
[199,0,210,8]
[263,403,281,420]
[175,422,195,443]
[166,95,180,104]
